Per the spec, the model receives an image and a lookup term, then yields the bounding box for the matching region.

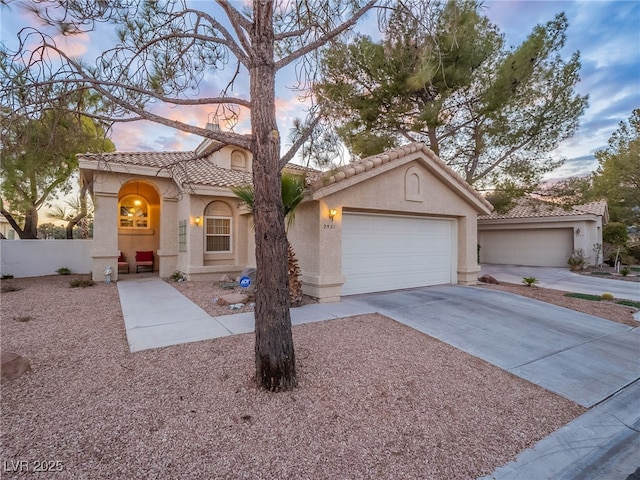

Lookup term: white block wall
[0,240,93,278]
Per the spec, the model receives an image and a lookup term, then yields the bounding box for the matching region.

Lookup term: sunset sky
[1,0,639,182]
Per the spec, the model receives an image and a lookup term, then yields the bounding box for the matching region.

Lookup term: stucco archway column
[91,190,119,282]
[457,215,480,285]
[158,196,179,277]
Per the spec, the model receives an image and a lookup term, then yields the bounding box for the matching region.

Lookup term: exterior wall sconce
[194,216,202,227]
[575,228,581,236]
[329,208,338,221]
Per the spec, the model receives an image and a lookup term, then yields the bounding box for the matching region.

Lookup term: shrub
[601,292,615,301]
[522,277,538,287]
[617,299,640,308]
[1,283,22,293]
[603,222,629,246]
[620,267,630,277]
[56,267,71,275]
[69,279,95,288]
[567,249,587,271]
[171,271,187,282]
[1,274,14,279]
[564,293,602,301]
[625,242,640,263]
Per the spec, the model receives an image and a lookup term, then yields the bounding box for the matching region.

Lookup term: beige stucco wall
[478,216,603,267]
[288,200,344,301]
[89,172,179,281]
[178,194,254,281]
[289,159,484,301]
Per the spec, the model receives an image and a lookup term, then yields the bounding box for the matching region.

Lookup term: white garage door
[341,213,455,295]
[479,228,574,267]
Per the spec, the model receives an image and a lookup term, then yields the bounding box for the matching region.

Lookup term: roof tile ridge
[314,142,424,189]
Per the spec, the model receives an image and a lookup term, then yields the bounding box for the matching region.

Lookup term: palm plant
[48,193,94,239]
[232,173,306,306]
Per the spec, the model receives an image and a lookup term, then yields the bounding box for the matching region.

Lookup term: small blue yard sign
[239,276,251,288]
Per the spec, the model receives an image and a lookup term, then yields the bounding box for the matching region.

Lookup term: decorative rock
[1,352,31,381]
[217,293,249,306]
[478,274,500,285]
[219,274,233,283]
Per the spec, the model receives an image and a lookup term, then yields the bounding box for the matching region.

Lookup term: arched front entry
[117,180,161,274]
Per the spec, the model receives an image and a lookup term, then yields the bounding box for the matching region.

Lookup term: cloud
[544,154,598,180]
[50,32,89,58]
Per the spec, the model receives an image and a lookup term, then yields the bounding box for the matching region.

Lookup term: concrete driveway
[343,285,640,408]
[344,285,640,478]
[479,264,640,301]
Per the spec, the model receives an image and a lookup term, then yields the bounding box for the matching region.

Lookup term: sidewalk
[480,379,640,480]
[117,275,374,352]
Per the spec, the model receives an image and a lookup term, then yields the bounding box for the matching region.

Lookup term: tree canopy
[591,109,640,225]
[0,89,114,238]
[1,0,381,391]
[315,0,588,196]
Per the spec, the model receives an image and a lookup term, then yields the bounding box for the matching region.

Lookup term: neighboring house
[79,139,492,301]
[0,215,17,239]
[478,197,609,268]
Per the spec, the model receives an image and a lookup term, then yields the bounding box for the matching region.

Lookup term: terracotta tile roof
[479,197,607,220]
[78,151,314,189]
[573,201,608,217]
[310,142,493,211]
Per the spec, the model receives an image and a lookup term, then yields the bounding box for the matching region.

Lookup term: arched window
[204,201,232,252]
[119,195,149,229]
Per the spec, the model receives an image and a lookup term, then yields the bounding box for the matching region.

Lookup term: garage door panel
[342,213,454,295]
[479,229,573,267]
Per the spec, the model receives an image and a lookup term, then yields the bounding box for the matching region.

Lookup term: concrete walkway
[480,264,640,301]
[116,275,373,352]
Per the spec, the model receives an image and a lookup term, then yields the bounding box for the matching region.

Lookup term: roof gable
[309,143,493,214]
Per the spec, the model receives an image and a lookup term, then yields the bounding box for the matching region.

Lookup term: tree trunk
[22,206,38,239]
[65,183,90,239]
[0,210,27,240]
[249,1,297,391]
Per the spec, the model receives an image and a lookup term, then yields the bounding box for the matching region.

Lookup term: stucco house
[79,140,492,301]
[478,197,608,267]
[0,215,18,240]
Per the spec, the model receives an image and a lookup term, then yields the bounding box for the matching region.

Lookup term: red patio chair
[135,251,154,273]
[117,252,129,274]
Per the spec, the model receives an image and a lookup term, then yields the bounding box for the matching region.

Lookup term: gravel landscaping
[475,281,639,327]
[1,275,586,479]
